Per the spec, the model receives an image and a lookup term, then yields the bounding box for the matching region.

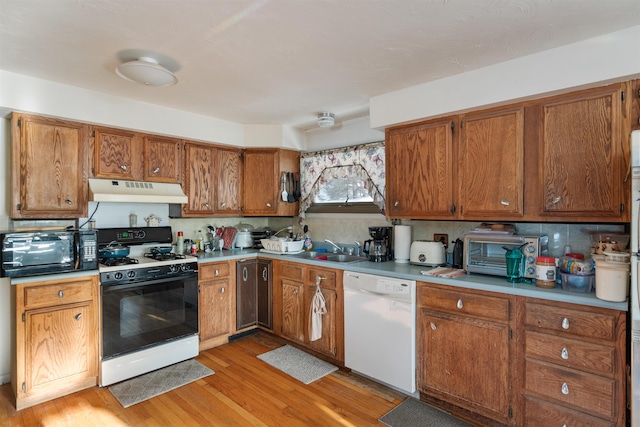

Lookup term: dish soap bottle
[303,225,313,251]
[196,230,204,252]
[177,231,184,254]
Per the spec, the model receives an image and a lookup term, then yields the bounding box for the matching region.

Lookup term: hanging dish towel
[310,285,327,341]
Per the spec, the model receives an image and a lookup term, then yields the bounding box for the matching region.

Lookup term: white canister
[595,260,630,302]
[393,225,411,263]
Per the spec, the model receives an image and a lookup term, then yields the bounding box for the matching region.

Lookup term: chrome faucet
[354,240,361,256]
[324,239,343,253]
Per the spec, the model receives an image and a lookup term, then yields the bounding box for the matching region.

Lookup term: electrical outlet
[434,233,449,248]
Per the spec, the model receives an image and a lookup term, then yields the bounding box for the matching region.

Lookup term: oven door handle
[101,274,198,292]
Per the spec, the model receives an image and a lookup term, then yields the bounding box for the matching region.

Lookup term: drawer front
[524,302,615,341]
[199,262,230,281]
[525,331,615,375]
[524,359,615,419]
[523,397,613,427]
[308,268,336,289]
[281,262,304,281]
[24,281,94,309]
[418,285,509,322]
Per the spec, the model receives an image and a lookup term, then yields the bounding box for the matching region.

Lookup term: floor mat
[108,359,214,408]
[379,397,474,427]
[257,344,338,385]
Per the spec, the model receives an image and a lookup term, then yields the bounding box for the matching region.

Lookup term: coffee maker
[363,226,393,262]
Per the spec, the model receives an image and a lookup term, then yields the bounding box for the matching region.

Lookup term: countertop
[195,248,629,311]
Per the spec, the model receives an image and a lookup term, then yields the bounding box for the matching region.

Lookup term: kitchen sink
[290,252,368,263]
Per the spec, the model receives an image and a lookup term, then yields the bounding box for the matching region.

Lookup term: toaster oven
[463,234,548,279]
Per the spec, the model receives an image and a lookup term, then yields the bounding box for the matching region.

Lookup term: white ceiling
[1,0,639,130]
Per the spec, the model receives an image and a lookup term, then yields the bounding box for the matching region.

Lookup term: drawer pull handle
[220,287,225,294]
[561,347,569,360]
[456,299,463,309]
[262,267,268,281]
[561,382,569,395]
[500,199,510,206]
[561,318,570,330]
[214,269,219,276]
[243,267,248,281]
[75,313,82,321]
[58,290,64,298]
[266,202,272,208]
[430,322,437,330]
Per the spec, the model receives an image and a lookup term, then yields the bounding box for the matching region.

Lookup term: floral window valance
[299,141,385,216]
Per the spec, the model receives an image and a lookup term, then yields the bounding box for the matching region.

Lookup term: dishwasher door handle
[351,287,391,297]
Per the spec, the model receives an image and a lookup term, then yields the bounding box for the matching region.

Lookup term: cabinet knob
[242,267,248,281]
[214,269,219,276]
[430,322,437,330]
[456,299,463,309]
[120,164,127,171]
[394,200,400,207]
[220,202,226,208]
[561,382,569,395]
[552,196,562,204]
[221,287,225,294]
[65,199,73,205]
[262,267,268,281]
[204,202,210,208]
[153,167,160,174]
[561,317,570,330]
[316,276,326,286]
[266,202,272,208]
[75,313,82,321]
[293,289,298,296]
[500,199,510,206]
[58,290,64,298]
[561,347,569,360]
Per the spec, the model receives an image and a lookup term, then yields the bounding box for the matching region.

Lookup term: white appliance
[410,240,446,266]
[630,129,640,426]
[343,271,417,395]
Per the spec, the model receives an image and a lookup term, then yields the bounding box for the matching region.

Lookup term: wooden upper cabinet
[143,135,182,183]
[458,107,524,219]
[215,147,242,215]
[11,113,88,218]
[182,142,215,216]
[386,118,455,219]
[528,84,627,221]
[92,126,142,180]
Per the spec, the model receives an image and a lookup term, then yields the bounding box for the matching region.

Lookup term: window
[299,142,385,216]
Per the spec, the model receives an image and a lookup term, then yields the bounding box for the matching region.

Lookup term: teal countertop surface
[195,248,629,312]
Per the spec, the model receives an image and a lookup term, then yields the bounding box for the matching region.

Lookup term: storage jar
[535,256,556,288]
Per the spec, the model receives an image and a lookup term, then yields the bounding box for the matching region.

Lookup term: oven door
[101,274,198,360]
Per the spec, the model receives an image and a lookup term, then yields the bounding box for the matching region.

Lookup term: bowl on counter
[560,271,594,293]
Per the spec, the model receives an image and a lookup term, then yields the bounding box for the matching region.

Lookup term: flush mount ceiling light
[317,112,335,128]
[116,56,177,87]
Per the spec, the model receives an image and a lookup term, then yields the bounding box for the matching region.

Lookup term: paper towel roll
[394,225,411,263]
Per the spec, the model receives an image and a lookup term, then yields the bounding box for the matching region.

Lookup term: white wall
[370,25,640,129]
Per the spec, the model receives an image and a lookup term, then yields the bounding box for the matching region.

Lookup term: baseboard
[228,329,258,342]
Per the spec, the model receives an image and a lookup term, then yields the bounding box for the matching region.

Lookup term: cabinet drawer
[418,285,509,322]
[524,359,615,419]
[524,302,615,341]
[23,281,94,309]
[525,331,615,375]
[281,262,304,281]
[199,262,230,280]
[523,396,613,427]
[307,268,336,289]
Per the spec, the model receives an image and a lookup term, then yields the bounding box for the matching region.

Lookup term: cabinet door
[236,260,257,330]
[216,147,242,215]
[459,107,524,218]
[199,279,232,341]
[281,279,304,343]
[418,309,512,422]
[183,143,215,215]
[143,135,182,183]
[306,286,337,357]
[535,85,625,219]
[12,114,87,218]
[257,260,273,330]
[25,302,96,394]
[93,126,141,180]
[243,149,278,215]
[386,118,455,218]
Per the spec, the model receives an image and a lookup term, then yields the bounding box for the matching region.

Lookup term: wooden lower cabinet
[517,297,626,426]
[417,282,515,426]
[199,261,236,350]
[272,261,343,364]
[236,259,272,331]
[11,275,99,410]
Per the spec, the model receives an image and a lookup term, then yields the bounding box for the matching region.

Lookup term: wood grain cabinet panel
[215,147,242,215]
[523,396,614,427]
[11,113,88,218]
[92,126,141,180]
[199,261,235,350]
[143,135,182,183]
[182,142,216,216]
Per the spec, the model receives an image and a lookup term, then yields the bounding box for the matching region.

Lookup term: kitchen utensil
[287,172,295,203]
[294,172,301,201]
[99,241,130,258]
[144,214,161,227]
[150,246,172,254]
[281,172,288,202]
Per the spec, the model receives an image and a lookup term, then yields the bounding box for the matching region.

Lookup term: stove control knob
[127,270,136,279]
[114,272,124,280]
[181,264,191,272]
[169,264,179,273]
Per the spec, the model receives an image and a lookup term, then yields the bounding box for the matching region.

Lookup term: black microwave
[1,229,98,278]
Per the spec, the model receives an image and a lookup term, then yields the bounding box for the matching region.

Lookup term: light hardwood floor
[0,332,406,426]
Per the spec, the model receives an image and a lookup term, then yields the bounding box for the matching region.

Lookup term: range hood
[89,179,188,204]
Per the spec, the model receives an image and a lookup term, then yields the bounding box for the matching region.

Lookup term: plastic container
[595,259,630,302]
[602,251,630,264]
[560,271,595,293]
[260,239,304,253]
[535,256,556,288]
[561,254,594,275]
[587,231,630,251]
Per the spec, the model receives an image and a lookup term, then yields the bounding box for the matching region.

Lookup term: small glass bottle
[197,230,205,252]
[176,231,184,254]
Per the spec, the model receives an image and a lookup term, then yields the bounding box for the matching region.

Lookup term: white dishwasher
[343,271,416,395]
